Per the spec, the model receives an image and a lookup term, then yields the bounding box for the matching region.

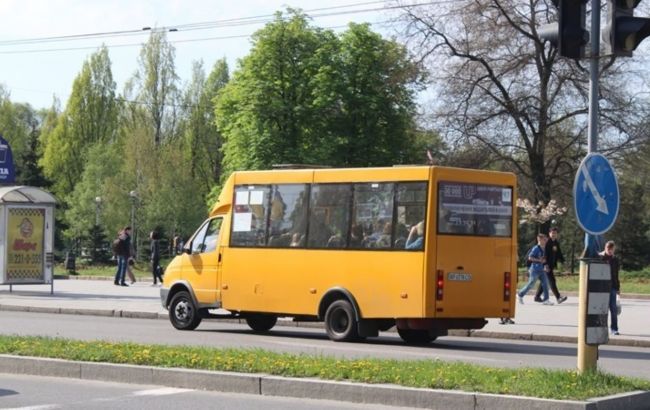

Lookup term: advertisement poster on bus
[6,207,45,281]
[438,181,513,237]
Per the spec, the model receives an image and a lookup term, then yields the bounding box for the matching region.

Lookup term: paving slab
[1,278,649,347]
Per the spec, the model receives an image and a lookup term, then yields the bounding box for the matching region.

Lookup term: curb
[3,303,649,348]
[1,355,648,410]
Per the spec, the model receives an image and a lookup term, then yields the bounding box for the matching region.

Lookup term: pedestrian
[517,233,553,305]
[534,227,567,304]
[126,257,137,284]
[125,233,137,285]
[600,240,621,335]
[150,230,163,285]
[112,226,132,287]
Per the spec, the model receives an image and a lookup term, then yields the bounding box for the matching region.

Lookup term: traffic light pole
[578,0,601,374]
[587,0,599,154]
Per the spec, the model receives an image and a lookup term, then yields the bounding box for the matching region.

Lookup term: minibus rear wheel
[246,314,278,332]
[169,291,202,330]
[397,328,436,344]
[324,299,359,342]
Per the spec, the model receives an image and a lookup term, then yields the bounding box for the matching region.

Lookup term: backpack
[112,238,124,255]
[525,244,540,268]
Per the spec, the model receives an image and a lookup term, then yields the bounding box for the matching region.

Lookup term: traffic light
[539,0,590,59]
[603,0,650,57]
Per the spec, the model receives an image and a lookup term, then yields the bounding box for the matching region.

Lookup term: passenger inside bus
[405,221,424,250]
[375,222,392,248]
[349,224,365,248]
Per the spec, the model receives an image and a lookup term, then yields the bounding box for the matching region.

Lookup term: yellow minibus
[161,165,517,343]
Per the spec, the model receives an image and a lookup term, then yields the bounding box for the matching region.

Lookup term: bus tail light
[436,270,444,300]
[503,271,511,301]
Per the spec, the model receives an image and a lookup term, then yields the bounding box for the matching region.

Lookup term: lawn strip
[1,335,648,400]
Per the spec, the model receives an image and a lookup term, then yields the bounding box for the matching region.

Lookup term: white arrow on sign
[581,166,609,215]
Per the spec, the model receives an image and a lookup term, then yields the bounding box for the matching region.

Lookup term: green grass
[0,335,648,400]
[55,259,172,279]
[518,269,650,295]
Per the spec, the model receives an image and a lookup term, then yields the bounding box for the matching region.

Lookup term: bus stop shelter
[0,186,56,293]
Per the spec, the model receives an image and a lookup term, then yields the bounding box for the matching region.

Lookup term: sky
[0,0,399,111]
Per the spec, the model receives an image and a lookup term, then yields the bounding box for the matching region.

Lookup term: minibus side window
[351,183,395,249]
[190,222,210,254]
[231,185,271,247]
[308,184,351,249]
[190,218,223,254]
[268,184,309,248]
[395,182,427,250]
[203,218,222,253]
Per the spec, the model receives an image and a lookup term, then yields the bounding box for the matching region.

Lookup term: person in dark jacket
[113,226,131,287]
[534,227,568,304]
[600,240,621,335]
[150,231,163,285]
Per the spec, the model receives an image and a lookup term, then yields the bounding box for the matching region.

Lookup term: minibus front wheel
[169,291,202,330]
[324,299,360,342]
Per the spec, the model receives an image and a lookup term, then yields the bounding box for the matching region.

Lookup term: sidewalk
[1,278,649,347]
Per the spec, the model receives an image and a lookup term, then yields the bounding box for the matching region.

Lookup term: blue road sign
[0,134,16,185]
[573,153,619,235]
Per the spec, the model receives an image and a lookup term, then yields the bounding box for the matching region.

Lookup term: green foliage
[217,11,423,178]
[63,142,120,242]
[329,23,423,166]
[85,224,111,264]
[1,335,648,400]
[607,145,650,270]
[133,31,180,146]
[181,59,229,192]
[41,46,118,197]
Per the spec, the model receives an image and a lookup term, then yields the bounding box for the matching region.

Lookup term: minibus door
[185,217,222,305]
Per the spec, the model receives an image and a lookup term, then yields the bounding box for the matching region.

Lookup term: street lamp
[94,196,102,226]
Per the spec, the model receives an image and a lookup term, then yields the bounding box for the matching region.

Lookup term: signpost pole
[578,0,601,373]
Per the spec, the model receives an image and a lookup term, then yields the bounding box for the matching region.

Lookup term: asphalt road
[2,311,649,380]
[0,373,414,410]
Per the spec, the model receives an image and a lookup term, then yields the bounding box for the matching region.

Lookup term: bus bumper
[396,318,487,331]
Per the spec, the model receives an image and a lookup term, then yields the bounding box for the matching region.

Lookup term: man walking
[534,227,567,304]
[518,233,553,305]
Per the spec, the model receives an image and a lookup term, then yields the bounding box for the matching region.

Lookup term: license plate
[448,272,472,281]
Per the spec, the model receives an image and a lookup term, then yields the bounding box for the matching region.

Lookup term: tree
[398,0,640,228]
[608,140,650,270]
[329,23,423,166]
[217,10,423,180]
[63,142,120,244]
[41,46,118,196]
[181,59,229,192]
[132,30,180,146]
[217,10,338,173]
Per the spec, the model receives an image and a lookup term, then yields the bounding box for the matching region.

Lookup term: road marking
[1,406,60,410]
[132,387,193,396]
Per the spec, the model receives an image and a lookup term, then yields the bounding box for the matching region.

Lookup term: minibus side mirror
[183,246,191,255]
